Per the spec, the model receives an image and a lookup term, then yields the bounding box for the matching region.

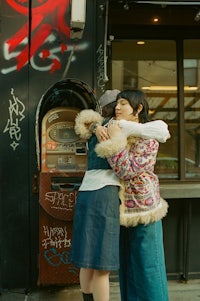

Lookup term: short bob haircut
[116,89,150,123]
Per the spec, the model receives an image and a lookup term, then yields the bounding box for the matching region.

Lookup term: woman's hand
[107,123,122,139]
[95,125,109,141]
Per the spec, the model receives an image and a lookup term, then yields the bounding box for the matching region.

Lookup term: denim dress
[70,134,120,270]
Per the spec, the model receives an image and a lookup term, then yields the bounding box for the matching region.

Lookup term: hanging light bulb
[123,1,130,10]
[194,10,200,22]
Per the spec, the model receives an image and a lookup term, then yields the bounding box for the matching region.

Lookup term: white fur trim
[120,198,169,227]
[95,134,127,158]
[74,109,104,139]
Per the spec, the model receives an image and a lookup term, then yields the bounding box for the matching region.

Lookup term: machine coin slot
[51,176,82,191]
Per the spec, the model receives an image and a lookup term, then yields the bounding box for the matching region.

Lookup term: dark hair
[102,101,117,118]
[116,89,150,123]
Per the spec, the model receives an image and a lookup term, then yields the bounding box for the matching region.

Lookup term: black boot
[82,292,94,301]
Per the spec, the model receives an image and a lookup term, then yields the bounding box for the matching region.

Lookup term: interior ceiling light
[153,17,159,22]
[137,41,145,45]
[142,86,198,91]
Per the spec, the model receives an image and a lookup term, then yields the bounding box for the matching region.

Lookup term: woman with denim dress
[95,89,169,301]
[71,90,170,301]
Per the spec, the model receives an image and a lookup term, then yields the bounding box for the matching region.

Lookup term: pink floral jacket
[95,134,168,227]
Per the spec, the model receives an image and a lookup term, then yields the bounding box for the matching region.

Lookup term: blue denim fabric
[71,186,120,270]
[119,220,169,301]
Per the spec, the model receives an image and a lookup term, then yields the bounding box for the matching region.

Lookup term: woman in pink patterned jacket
[95,89,169,301]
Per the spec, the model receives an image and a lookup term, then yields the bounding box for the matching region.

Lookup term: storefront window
[184,40,200,179]
[111,40,178,179]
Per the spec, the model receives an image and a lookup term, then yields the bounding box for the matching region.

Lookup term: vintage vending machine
[35,79,97,285]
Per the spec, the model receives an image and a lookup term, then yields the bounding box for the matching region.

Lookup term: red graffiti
[41,49,50,60]
[6,0,70,71]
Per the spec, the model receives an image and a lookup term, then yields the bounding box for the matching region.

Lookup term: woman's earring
[132,113,139,122]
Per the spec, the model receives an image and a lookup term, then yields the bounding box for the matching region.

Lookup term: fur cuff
[74,109,104,139]
[95,133,127,158]
[120,198,169,227]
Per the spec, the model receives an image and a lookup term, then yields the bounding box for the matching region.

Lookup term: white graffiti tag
[96,44,105,91]
[42,225,71,249]
[3,88,25,150]
[45,191,76,211]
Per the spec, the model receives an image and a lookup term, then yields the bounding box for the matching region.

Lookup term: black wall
[0,0,108,288]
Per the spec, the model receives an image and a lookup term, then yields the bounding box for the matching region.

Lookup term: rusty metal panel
[38,208,79,285]
[38,172,82,285]
[39,172,83,221]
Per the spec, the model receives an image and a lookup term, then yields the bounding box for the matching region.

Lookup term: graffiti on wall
[96,44,106,92]
[42,225,71,250]
[3,88,25,151]
[42,224,79,274]
[45,191,76,211]
[2,0,88,74]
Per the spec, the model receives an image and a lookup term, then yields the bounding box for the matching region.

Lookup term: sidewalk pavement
[1,279,200,300]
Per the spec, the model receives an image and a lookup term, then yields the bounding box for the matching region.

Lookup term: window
[184,40,200,179]
[111,39,200,180]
